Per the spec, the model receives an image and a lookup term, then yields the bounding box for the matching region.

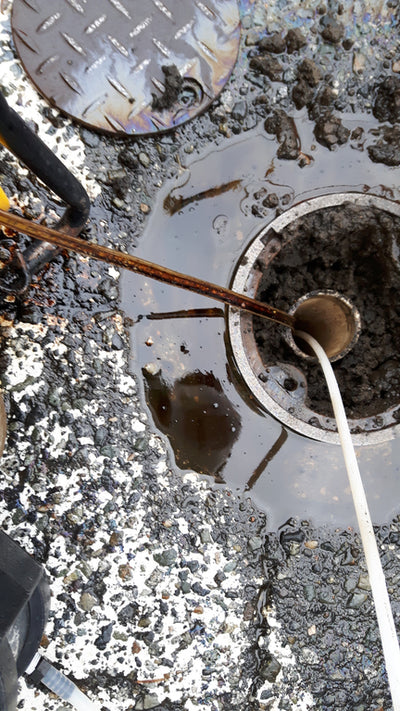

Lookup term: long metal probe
[0,209,294,329]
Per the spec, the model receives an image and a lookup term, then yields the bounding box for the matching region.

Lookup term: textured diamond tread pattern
[11,0,240,135]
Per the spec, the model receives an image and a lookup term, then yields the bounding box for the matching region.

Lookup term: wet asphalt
[1,1,400,710]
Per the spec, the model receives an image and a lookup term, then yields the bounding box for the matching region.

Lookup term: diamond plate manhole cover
[11,0,241,135]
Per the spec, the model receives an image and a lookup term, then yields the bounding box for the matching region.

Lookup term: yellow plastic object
[0,186,9,211]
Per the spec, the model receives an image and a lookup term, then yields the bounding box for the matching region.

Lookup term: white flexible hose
[40,663,100,711]
[26,654,100,711]
[296,330,400,710]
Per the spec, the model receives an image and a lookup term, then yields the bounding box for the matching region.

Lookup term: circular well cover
[11,0,241,135]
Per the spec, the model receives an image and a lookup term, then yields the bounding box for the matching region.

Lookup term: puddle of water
[121,118,400,530]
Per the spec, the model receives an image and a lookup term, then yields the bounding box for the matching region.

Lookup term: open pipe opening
[290,291,361,362]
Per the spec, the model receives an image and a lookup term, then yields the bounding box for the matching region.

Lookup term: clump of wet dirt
[264,110,300,160]
[368,125,400,166]
[373,75,400,124]
[313,112,350,150]
[253,203,400,418]
[151,64,183,112]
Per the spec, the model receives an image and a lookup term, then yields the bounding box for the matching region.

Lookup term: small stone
[144,362,161,376]
[140,203,150,214]
[79,592,98,611]
[138,152,151,168]
[318,588,335,604]
[265,109,300,160]
[63,570,80,585]
[259,655,282,682]
[231,100,248,121]
[78,561,92,579]
[191,581,209,597]
[111,333,125,350]
[95,623,113,650]
[112,197,125,210]
[118,603,139,622]
[243,601,256,620]
[248,535,262,551]
[119,564,133,580]
[342,37,354,50]
[107,168,126,183]
[142,692,160,710]
[186,559,199,573]
[289,541,301,556]
[301,646,320,665]
[200,528,212,544]
[304,540,318,549]
[303,584,315,601]
[80,128,100,148]
[245,28,261,46]
[109,531,123,547]
[357,574,371,591]
[153,548,178,566]
[214,570,227,585]
[344,576,358,593]
[67,509,83,525]
[347,591,368,609]
[114,631,128,641]
[224,559,237,572]
[95,425,108,447]
[138,617,151,628]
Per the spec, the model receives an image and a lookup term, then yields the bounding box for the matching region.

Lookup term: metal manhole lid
[11,0,240,135]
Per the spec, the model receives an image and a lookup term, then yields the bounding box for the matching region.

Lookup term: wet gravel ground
[1,1,400,710]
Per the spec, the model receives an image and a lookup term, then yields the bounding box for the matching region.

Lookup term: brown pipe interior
[292,294,359,360]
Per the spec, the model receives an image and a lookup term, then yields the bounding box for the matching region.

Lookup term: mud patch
[253,203,400,418]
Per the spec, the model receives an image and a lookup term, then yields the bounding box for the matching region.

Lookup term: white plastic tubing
[296,330,400,710]
[39,661,100,711]
[26,652,100,711]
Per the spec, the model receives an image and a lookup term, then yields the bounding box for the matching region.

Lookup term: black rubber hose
[0,91,90,286]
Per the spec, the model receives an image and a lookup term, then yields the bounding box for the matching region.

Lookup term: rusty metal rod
[0,209,294,329]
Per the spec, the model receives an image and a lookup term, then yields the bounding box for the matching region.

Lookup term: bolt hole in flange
[228,192,400,445]
[177,79,204,110]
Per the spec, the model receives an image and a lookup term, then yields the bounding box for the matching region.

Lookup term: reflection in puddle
[144,369,241,479]
[121,120,400,529]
